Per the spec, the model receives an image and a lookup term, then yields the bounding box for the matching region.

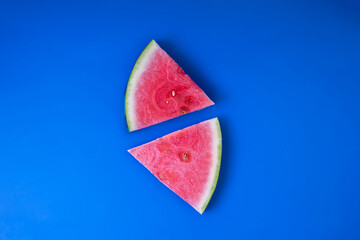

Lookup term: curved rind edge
[198,117,222,214]
[125,40,157,132]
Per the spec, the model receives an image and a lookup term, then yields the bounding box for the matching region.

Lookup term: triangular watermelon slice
[128,118,222,214]
[125,40,214,132]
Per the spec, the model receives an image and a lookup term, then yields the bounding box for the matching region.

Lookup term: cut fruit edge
[125,40,158,132]
[197,117,222,214]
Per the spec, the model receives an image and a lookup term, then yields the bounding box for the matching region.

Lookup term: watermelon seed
[180,106,189,114]
[179,151,192,162]
[166,100,169,104]
[171,90,176,97]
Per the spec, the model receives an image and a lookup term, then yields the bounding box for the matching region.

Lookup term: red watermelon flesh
[128,118,222,214]
[125,40,214,132]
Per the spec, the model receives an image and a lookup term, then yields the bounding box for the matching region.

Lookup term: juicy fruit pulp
[128,118,222,214]
[125,40,214,131]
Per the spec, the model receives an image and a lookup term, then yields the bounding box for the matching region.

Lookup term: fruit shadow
[206,116,231,211]
[157,40,220,103]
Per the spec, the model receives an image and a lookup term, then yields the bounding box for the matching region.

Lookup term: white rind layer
[125,40,159,132]
[196,117,222,214]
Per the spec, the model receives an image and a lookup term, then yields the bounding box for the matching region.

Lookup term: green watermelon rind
[198,117,222,214]
[125,40,157,132]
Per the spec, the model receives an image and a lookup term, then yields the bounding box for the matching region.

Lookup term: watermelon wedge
[125,40,214,132]
[128,118,222,214]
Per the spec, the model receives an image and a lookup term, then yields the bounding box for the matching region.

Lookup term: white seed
[171,90,175,97]
[166,100,169,104]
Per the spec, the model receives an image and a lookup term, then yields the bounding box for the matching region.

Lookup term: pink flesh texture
[133,45,214,130]
[128,120,215,212]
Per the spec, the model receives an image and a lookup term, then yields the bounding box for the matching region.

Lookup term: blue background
[1,0,360,239]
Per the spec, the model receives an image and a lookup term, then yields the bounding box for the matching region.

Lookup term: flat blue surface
[1,0,360,239]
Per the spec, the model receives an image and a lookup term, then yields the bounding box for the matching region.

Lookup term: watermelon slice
[128,118,222,214]
[125,40,214,131]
